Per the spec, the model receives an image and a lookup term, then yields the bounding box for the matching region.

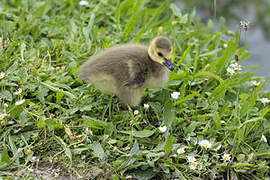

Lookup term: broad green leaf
[90,142,105,161]
[174,90,201,105]
[240,81,265,117]
[117,158,136,171]
[117,141,139,170]
[239,93,249,100]
[131,169,155,180]
[212,30,239,74]
[83,116,110,129]
[260,107,270,117]
[56,91,63,103]
[198,48,221,57]
[170,4,182,17]
[130,141,139,155]
[193,71,224,83]
[177,44,190,66]
[37,116,45,128]
[0,90,12,102]
[120,130,155,138]
[164,135,176,156]
[54,136,72,163]
[41,81,75,99]
[231,163,254,168]
[162,105,174,128]
[1,148,11,163]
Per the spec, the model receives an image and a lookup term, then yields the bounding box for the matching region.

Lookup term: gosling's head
[148,36,174,71]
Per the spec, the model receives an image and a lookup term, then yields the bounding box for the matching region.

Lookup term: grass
[0,0,270,179]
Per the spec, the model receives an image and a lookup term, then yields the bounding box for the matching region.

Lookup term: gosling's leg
[119,104,137,111]
[117,87,142,107]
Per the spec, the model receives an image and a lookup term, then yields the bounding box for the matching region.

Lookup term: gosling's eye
[157,52,163,57]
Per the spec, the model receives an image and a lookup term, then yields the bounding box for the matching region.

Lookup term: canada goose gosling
[79,36,174,107]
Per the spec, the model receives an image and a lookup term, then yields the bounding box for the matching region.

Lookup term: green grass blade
[174,90,201,106]
[240,81,265,117]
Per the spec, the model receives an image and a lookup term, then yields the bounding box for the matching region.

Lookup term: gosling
[79,36,174,107]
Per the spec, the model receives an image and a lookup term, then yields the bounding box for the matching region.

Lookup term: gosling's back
[79,45,150,85]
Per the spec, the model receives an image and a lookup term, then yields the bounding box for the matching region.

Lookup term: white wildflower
[14,88,22,95]
[259,98,270,106]
[199,140,212,150]
[230,63,242,71]
[248,153,254,161]
[55,173,60,178]
[261,135,267,143]
[177,147,185,154]
[189,162,197,170]
[125,175,132,179]
[187,155,196,163]
[79,0,89,6]
[27,168,34,172]
[159,152,165,157]
[223,44,228,48]
[196,163,203,170]
[133,110,139,115]
[0,113,7,120]
[251,81,261,86]
[222,153,231,162]
[143,104,150,109]
[226,67,235,75]
[171,92,180,100]
[15,99,25,106]
[0,72,5,79]
[86,127,93,135]
[158,125,167,133]
[31,156,37,162]
[17,148,23,153]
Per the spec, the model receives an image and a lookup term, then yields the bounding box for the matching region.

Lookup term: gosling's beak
[163,58,174,71]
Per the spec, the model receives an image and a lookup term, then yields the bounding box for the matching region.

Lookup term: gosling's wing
[125,71,146,88]
[123,60,149,89]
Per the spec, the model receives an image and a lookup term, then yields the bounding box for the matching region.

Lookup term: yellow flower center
[55,173,60,178]
[26,149,31,155]
[0,75,4,78]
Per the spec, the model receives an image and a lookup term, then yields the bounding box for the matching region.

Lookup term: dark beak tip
[163,59,174,71]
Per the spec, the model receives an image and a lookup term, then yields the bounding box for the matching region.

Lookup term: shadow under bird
[79,36,174,107]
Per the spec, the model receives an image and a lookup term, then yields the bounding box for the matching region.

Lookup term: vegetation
[0,0,269,179]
